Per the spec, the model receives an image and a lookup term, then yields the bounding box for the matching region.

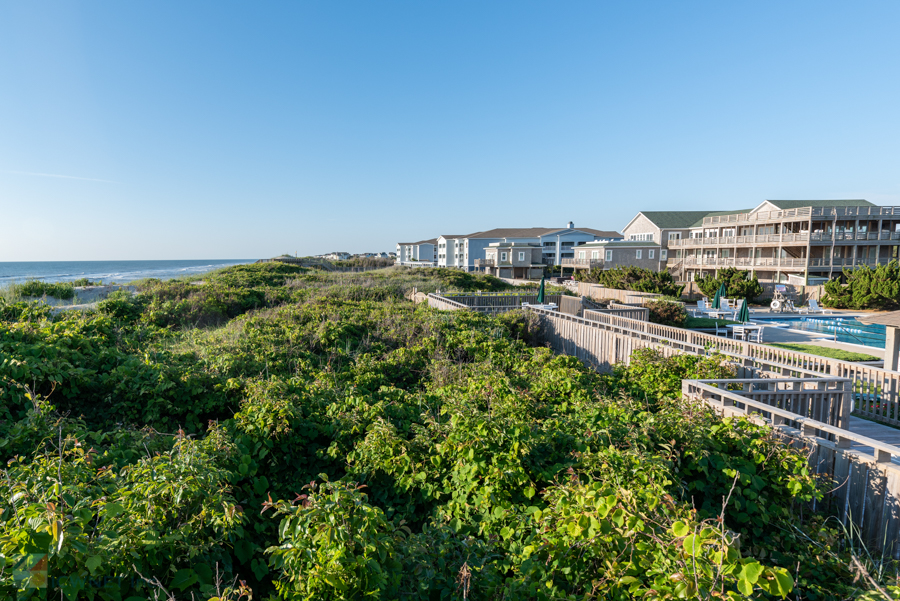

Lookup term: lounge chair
[799,298,830,314]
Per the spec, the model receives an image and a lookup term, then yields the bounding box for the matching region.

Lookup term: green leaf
[682,534,700,557]
[737,578,754,596]
[103,502,125,518]
[738,561,764,585]
[170,569,197,591]
[85,555,102,574]
[524,486,535,499]
[672,520,690,537]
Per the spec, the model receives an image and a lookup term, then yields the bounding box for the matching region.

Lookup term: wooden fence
[584,307,649,322]
[580,310,900,425]
[575,283,663,305]
[684,379,900,556]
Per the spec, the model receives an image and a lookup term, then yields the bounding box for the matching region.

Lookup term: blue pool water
[756,316,885,348]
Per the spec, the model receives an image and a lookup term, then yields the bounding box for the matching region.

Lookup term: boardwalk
[852,416,900,464]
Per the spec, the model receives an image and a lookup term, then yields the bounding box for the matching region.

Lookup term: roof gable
[636,211,722,229]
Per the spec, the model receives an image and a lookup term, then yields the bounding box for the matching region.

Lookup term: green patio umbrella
[737,298,750,323]
[712,282,727,309]
[536,276,546,304]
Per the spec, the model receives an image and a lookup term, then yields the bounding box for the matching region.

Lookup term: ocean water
[0,260,255,286]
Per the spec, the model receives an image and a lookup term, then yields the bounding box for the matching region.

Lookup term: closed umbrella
[713,282,728,309]
[737,298,750,323]
[537,276,546,304]
[712,282,727,309]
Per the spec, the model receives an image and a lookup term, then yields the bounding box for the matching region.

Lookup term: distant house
[476,243,544,279]
[325,252,351,261]
[564,240,662,272]
[436,223,622,271]
[396,238,437,266]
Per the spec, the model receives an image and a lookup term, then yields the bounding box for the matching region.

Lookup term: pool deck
[749,308,884,359]
[850,416,900,465]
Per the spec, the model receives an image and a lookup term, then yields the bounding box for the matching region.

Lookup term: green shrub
[822,262,900,309]
[576,265,684,296]
[0,262,879,599]
[15,279,75,300]
[646,299,687,326]
[695,267,764,301]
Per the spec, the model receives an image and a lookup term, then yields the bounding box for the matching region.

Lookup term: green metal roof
[764,199,874,209]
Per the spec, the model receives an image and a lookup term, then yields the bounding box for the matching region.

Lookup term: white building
[396,238,437,266]
[436,223,621,270]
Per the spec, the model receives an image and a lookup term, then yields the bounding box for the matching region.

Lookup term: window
[636,250,642,259]
[605,250,612,261]
[668,232,681,240]
[518,251,525,261]
[501,252,507,262]
[649,249,655,259]
[591,251,599,259]
[629,233,653,242]
[660,249,667,261]
[578,251,585,259]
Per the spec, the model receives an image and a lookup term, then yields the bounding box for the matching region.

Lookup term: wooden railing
[575,283,663,305]
[574,309,900,426]
[561,258,604,268]
[811,206,900,217]
[683,378,900,554]
[584,307,649,322]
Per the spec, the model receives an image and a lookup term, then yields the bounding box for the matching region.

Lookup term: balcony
[670,233,810,247]
[679,257,807,269]
[561,258,604,269]
[702,207,811,226]
[808,258,883,268]
[810,206,900,218]
[474,259,495,268]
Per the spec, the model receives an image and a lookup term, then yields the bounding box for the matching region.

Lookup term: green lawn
[766,342,879,362]
[684,316,738,329]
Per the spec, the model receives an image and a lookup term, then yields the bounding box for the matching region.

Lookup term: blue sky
[1,1,899,260]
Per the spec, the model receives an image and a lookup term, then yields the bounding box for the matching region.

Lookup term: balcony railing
[679,257,807,268]
[670,233,810,247]
[474,259,495,267]
[811,206,900,218]
[561,258,604,268]
[808,258,883,268]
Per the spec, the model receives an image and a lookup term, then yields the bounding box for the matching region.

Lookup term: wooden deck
[851,417,900,465]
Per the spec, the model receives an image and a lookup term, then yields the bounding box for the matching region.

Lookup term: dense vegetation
[0,264,888,599]
[822,261,900,309]
[575,266,684,297]
[645,299,688,327]
[695,268,764,302]
[332,257,396,270]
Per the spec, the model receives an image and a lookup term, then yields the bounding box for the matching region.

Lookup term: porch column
[886,326,900,372]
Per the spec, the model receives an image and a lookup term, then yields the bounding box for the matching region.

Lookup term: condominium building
[437,223,622,271]
[659,200,900,283]
[396,239,437,266]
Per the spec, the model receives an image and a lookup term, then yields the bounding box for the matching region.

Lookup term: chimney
[567,221,574,229]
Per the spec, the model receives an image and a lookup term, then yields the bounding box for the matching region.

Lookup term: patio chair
[731,325,746,340]
[748,326,764,343]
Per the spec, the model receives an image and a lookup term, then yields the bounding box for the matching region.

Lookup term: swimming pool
[755,315,885,348]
